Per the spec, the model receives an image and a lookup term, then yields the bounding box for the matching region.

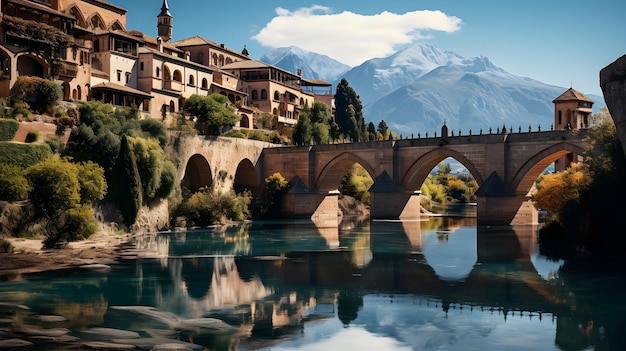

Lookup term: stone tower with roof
[553,87,594,171]
[157,0,173,43]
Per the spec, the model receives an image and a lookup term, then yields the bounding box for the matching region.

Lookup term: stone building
[0,0,333,129]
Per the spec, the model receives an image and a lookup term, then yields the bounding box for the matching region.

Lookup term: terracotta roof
[552,87,594,103]
[91,82,153,98]
[172,36,249,58]
[301,78,332,86]
[6,0,74,19]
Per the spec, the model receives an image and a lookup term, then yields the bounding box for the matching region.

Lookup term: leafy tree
[339,164,373,204]
[335,78,366,141]
[139,118,168,147]
[377,120,389,136]
[0,163,31,201]
[24,156,102,247]
[293,112,312,145]
[184,94,240,135]
[177,190,250,226]
[366,122,376,141]
[10,76,60,114]
[26,157,81,219]
[263,173,289,215]
[532,163,589,223]
[76,161,107,204]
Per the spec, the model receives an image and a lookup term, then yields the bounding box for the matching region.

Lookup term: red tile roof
[553,87,594,103]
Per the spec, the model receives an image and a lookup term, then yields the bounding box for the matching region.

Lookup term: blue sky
[111,0,624,96]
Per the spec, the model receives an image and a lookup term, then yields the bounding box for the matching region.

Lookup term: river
[0,214,625,350]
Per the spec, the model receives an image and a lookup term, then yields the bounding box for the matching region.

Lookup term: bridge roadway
[174,128,588,225]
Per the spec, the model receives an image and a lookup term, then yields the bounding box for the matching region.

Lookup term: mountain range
[260,43,605,136]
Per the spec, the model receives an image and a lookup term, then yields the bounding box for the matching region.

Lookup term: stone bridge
[173,129,588,226]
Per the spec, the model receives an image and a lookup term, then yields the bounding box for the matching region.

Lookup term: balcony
[164,79,182,92]
[56,61,78,78]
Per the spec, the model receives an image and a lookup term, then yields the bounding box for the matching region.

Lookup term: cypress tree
[335,78,366,141]
[112,135,143,227]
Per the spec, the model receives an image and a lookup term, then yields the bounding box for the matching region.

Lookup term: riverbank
[0,232,131,278]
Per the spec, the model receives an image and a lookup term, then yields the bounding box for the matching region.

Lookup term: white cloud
[252,6,462,66]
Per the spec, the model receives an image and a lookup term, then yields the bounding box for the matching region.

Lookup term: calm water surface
[1,216,625,350]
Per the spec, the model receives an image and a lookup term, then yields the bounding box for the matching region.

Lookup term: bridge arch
[182,154,212,192]
[315,152,376,192]
[511,142,585,195]
[401,147,484,191]
[234,158,258,195]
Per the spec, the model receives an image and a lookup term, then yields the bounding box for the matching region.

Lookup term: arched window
[225,58,233,65]
[251,90,258,100]
[219,55,225,67]
[173,70,182,82]
[156,67,160,78]
[188,74,195,86]
[212,53,218,66]
[273,91,280,101]
[201,78,208,89]
[169,100,175,112]
[261,89,267,100]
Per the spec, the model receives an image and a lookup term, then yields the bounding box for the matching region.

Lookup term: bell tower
[157,0,173,43]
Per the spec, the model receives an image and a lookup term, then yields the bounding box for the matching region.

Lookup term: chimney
[185,51,190,61]
[220,43,225,48]
[157,37,163,53]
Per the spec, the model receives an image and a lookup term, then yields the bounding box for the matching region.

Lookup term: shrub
[178,190,250,226]
[0,142,52,168]
[0,163,31,201]
[0,238,13,253]
[11,101,31,120]
[45,139,64,154]
[25,130,39,143]
[0,119,19,141]
[57,115,75,127]
[10,76,60,114]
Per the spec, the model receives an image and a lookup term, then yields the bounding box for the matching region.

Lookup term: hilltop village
[0,0,334,129]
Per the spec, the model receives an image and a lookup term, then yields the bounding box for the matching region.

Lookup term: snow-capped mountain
[260,43,605,135]
[259,46,350,83]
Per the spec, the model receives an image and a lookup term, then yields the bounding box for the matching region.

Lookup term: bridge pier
[476,195,538,226]
[283,190,340,227]
[370,191,422,220]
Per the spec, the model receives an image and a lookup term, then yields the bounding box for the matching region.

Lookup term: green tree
[0,163,31,201]
[184,94,240,135]
[293,112,312,145]
[76,161,107,204]
[335,78,366,141]
[24,157,100,247]
[377,120,389,136]
[366,122,376,141]
[339,164,373,204]
[111,136,143,227]
[263,173,289,215]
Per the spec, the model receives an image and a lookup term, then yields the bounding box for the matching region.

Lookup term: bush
[177,190,250,226]
[0,142,52,168]
[24,130,39,143]
[0,238,13,253]
[11,101,31,120]
[0,119,19,141]
[10,76,60,114]
[0,163,31,201]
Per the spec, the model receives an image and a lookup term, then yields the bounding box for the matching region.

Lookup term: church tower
[157,0,173,43]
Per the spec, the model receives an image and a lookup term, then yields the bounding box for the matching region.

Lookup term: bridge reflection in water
[116,218,618,350]
[1,218,622,350]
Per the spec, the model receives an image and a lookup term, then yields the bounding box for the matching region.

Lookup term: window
[261,89,267,100]
[125,72,131,84]
[201,78,208,89]
[189,75,195,86]
[156,67,160,78]
[140,62,144,71]
[274,91,280,101]
[251,90,258,100]
[558,111,562,125]
[116,70,122,81]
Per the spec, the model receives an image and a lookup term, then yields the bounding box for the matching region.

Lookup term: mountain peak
[259,46,351,82]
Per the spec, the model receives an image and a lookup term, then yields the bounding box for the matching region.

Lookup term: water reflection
[0,216,625,350]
